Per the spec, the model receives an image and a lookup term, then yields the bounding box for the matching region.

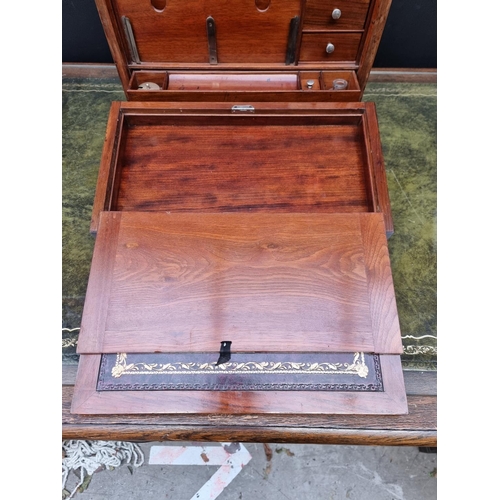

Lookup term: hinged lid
[77,211,402,355]
[95,0,393,100]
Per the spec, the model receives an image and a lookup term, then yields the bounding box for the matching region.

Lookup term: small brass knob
[332,9,342,20]
[326,43,335,54]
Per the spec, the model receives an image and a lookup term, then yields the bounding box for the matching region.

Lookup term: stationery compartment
[298,70,361,98]
[90,102,392,235]
[165,72,299,91]
[126,70,361,101]
[96,0,393,100]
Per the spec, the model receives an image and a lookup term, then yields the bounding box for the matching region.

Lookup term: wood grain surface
[356,0,393,93]
[78,213,123,353]
[78,212,401,354]
[114,119,371,214]
[90,102,123,234]
[111,0,301,64]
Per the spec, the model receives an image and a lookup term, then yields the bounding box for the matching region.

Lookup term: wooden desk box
[72,0,407,415]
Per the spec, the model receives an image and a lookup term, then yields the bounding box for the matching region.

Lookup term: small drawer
[303,0,371,31]
[299,33,362,63]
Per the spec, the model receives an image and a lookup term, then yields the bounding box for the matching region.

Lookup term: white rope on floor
[62,440,144,498]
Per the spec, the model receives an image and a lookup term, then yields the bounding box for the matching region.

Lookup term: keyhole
[150,0,166,12]
[255,0,271,12]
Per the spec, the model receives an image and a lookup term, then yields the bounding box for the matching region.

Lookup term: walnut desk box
[71,0,408,416]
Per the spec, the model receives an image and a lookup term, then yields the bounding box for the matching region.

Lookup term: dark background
[62,0,437,68]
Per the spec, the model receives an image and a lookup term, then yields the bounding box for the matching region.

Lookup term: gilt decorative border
[97,352,384,392]
[111,352,370,378]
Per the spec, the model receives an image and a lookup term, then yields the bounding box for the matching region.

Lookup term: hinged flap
[77,212,402,355]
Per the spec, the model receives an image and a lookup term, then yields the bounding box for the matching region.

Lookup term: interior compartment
[299,71,321,90]
[128,70,168,90]
[166,72,299,90]
[115,116,373,214]
[126,70,361,101]
[99,112,377,218]
[320,71,360,91]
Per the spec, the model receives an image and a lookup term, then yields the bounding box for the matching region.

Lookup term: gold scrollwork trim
[403,345,437,356]
[62,338,78,348]
[111,353,369,379]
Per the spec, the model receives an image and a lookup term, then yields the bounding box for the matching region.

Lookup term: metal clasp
[231,105,255,113]
[216,341,232,366]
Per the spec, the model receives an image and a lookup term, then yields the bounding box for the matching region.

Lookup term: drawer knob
[331,9,342,20]
[326,43,335,54]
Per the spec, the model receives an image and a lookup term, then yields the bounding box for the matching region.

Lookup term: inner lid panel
[113,0,301,64]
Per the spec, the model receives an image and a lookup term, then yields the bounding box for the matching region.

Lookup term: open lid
[77,211,402,355]
[95,0,393,98]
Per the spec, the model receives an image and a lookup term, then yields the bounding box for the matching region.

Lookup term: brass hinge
[206,16,218,65]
